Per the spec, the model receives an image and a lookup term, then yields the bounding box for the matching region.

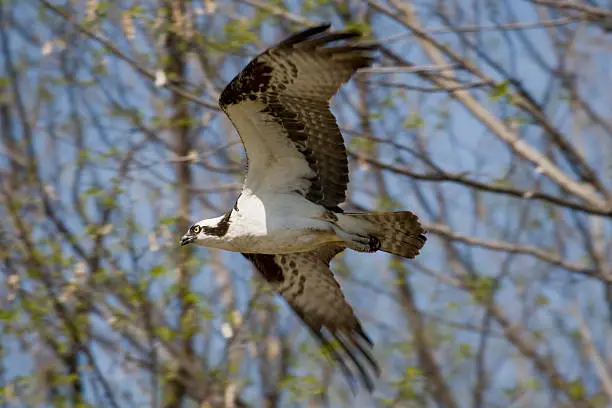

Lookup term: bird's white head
[180,213,231,248]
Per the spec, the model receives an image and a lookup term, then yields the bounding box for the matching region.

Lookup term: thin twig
[424,222,606,282]
[378,17,578,43]
[365,79,490,93]
[571,305,612,400]
[38,0,219,110]
[359,64,457,74]
[370,0,611,211]
[349,150,612,217]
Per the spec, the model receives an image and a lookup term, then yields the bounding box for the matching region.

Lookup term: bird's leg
[319,210,380,253]
[331,224,380,253]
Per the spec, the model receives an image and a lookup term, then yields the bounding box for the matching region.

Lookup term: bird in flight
[180,24,426,391]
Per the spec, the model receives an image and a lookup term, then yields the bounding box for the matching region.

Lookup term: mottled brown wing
[242,246,380,392]
[220,24,377,210]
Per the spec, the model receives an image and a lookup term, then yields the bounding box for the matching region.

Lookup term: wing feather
[220,24,377,209]
[242,248,380,391]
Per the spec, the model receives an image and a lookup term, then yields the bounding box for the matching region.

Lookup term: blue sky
[2,0,611,406]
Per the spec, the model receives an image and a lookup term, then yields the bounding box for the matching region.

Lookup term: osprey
[180,24,426,391]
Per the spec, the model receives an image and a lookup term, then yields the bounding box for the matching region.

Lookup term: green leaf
[160,216,180,226]
[523,378,541,390]
[101,195,116,209]
[376,195,400,211]
[0,309,17,322]
[489,80,510,101]
[156,326,174,342]
[403,112,424,129]
[83,187,103,196]
[568,380,585,399]
[457,343,473,358]
[77,150,90,164]
[224,20,258,49]
[345,22,373,38]
[150,265,165,277]
[404,366,422,379]
[467,276,495,302]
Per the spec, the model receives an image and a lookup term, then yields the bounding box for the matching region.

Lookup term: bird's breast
[228,229,336,254]
[223,191,337,253]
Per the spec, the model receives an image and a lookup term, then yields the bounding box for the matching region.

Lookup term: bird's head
[179,214,231,247]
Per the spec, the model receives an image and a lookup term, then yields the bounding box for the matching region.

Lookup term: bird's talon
[368,236,381,252]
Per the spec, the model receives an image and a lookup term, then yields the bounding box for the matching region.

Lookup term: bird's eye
[190,225,201,234]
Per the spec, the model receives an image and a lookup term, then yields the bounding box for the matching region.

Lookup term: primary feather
[219,23,376,209]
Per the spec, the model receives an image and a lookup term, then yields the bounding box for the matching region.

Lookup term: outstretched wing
[242,246,380,391]
[219,24,377,210]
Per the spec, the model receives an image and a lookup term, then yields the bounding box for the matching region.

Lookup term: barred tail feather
[345,212,427,258]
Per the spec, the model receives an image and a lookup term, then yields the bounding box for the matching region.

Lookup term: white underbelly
[218,191,341,254]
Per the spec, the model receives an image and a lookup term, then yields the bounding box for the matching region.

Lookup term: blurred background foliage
[1,0,612,407]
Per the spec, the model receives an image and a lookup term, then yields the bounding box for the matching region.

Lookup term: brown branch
[349,150,612,217]
[487,302,593,407]
[359,64,458,74]
[162,1,196,406]
[434,8,610,199]
[395,272,459,408]
[365,78,490,93]
[370,0,610,211]
[532,0,612,19]
[533,0,612,31]
[571,305,612,401]
[379,17,577,41]
[440,241,593,407]
[424,222,607,282]
[38,0,219,110]
[237,0,310,25]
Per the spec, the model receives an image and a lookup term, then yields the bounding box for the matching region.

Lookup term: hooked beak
[180,235,196,246]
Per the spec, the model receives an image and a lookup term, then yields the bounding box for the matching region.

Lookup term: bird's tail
[339,211,427,258]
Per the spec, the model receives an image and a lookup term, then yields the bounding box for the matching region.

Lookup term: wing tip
[278,23,376,51]
[311,320,381,393]
[218,23,377,109]
[286,300,380,392]
[309,327,380,394]
[332,329,381,393]
[277,23,332,48]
